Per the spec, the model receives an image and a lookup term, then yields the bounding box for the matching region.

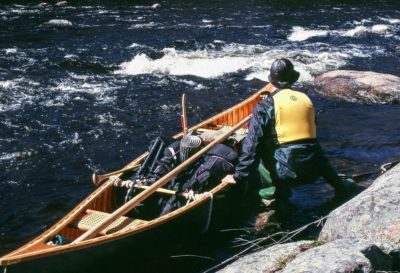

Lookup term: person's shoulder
[256,96,274,110]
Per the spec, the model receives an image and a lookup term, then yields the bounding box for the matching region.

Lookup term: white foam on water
[176,79,206,90]
[288,26,329,41]
[45,19,73,27]
[0,77,41,112]
[128,43,147,48]
[59,132,82,146]
[116,42,376,82]
[5,48,18,54]
[0,152,20,162]
[129,22,158,29]
[115,48,251,78]
[379,17,400,24]
[55,80,109,94]
[246,49,349,82]
[371,24,391,34]
[97,113,124,126]
[0,80,17,88]
[342,25,368,37]
[341,24,393,37]
[4,180,20,186]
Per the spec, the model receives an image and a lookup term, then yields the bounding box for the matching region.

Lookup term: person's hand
[222,174,236,184]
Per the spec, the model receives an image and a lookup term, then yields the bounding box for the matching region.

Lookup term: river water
[0,0,399,272]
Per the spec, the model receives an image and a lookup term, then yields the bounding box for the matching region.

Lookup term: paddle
[92,163,141,186]
[72,114,251,243]
[181,93,188,136]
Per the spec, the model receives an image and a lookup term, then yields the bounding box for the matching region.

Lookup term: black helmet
[268,58,300,88]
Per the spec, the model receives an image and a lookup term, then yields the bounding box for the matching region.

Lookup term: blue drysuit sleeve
[233,100,272,183]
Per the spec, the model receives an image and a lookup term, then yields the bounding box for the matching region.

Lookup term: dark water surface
[1,0,400,272]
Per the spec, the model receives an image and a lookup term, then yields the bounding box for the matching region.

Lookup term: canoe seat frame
[73,209,147,236]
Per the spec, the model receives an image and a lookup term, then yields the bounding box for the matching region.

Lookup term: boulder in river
[313,70,400,104]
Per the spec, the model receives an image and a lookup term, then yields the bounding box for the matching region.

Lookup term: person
[233,58,362,213]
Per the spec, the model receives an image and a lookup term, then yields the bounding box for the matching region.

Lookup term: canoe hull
[3,198,213,273]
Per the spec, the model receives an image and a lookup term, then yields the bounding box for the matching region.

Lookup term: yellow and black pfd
[269,88,316,145]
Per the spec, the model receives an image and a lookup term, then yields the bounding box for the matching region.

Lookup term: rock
[45,19,73,27]
[313,70,400,104]
[217,165,400,273]
[151,3,161,9]
[218,239,394,273]
[217,241,316,273]
[319,163,400,253]
[279,239,393,273]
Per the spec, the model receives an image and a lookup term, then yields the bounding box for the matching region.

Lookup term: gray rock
[280,239,392,273]
[218,239,394,273]
[319,163,400,252]
[314,70,400,104]
[218,241,315,273]
[45,19,73,27]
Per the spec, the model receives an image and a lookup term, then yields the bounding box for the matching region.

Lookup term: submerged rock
[45,19,73,27]
[313,70,400,104]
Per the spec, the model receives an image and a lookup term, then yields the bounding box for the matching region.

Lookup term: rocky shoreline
[217,163,400,273]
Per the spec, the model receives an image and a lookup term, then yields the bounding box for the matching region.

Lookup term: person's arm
[234,101,271,183]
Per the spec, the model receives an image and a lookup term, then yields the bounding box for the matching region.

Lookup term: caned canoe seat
[74,209,147,235]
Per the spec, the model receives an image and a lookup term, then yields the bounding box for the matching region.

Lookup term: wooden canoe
[0,84,273,273]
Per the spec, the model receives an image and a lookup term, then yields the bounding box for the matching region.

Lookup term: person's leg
[317,151,364,199]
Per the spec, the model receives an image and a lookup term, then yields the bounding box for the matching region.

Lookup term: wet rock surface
[217,164,400,273]
[313,70,400,104]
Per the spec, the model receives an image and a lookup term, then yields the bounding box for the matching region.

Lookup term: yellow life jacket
[273,89,316,144]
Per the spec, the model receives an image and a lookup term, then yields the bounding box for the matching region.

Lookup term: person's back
[272,89,316,145]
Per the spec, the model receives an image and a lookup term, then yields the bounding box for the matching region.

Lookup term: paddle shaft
[92,163,141,186]
[116,174,236,195]
[181,93,188,135]
[73,115,251,243]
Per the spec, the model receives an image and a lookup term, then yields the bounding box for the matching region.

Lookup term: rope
[201,192,213,233]
[184,190,196,205]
